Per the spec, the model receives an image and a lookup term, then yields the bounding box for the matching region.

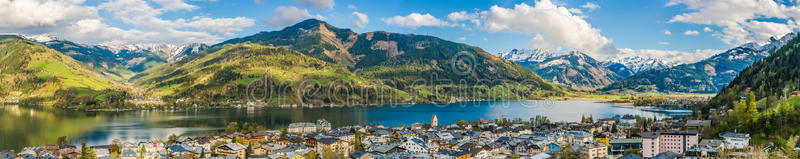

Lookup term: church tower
[431,115,438,127]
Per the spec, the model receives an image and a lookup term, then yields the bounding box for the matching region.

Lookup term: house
[579,142,608,159]
[609,138,642,155]
[433,149,471,159]
[560,131,593,143]
[316,119,331,132]
[288,123,317,134]
[684,142,721,159]
[350,151,377,159]
[720,132,750,149]
[315,138,351,158]
[400,139,430,154]
[120,149,137,159]
[683,120,711,130]
[216,143,246,159]
[641,130,698,158]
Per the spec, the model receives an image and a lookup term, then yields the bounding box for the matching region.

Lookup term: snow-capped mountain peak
[23,34,63,43]
[605,56,675,74]
[496,48,562,62]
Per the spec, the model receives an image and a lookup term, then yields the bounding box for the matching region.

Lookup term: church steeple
[431,115,438,127]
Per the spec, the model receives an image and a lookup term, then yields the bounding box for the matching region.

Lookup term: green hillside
[132,43,413,106]
[43,40,167,81]
[0,35,124,107]
[217,19,562,94]
[701,33,800,152]
[133,19,564,106]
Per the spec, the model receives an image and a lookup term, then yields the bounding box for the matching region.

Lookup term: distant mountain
[602,32,798,93]
[0,35,121,105]
[602,56,674,75]
[497,49,623,90]
[23,34,208,80]
[706,32,800,109]
[133,19,564,105]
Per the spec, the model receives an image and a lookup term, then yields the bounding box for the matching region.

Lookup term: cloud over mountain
[667,0,800,45]
[481,0,617,58]
[0,0,254,45]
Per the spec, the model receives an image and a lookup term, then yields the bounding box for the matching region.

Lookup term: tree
[140,144,146,157]
[611,123,618,133]
[225,122,240,134]
[747,92,758,121]
[246,144,253,159]
[305,150,318,159]
[353,131,363,151]
[57,136,68,147]
[322,147,336,159]
[457,120,467,127]
[79,140,96,159]
[557,144,580,158]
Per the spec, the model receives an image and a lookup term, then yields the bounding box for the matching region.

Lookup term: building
[316,119,331,132]
[215,143,246,159]
[720,132,750,149]
[560,131,593,143]
[684,139,723,159]
[431,115,438,128]
[288,123,317,134]
[683,120,711,130]
[580,142,608,159]
[316,138,351,158]
[609,138,642,155]
[641,130,698,158]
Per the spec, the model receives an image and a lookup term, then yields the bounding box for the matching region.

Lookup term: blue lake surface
[0,100,691,150]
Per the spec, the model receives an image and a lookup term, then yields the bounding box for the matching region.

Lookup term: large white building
[720,132,750,149]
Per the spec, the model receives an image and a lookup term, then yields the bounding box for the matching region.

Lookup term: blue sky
[2,0,799,63]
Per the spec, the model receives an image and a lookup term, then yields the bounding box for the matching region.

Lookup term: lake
[0,100,692,150]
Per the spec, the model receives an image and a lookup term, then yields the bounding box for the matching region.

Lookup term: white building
[720,132,750,149]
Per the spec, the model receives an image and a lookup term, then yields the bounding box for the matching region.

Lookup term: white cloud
[175,16,255,36]
[703,27,713,32]
[0,0,254,45]
[658,41,670,45]
[458,37,467,41]
[664,30,672,35]
[0,0,97,29]
[618,48,723,64]
[266,6,326,27]
[743,20,795,41]
[684,30,700,35]
[382,13,454,29]
[294,0,334,11]
[151,0,198,11]
[667,0,800,45]
[482,0,617,58]
[347,4,356,9]
[351,11,368,28]
[447,11,481,25]
[581,2,600,11]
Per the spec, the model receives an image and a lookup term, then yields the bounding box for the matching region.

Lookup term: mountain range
[602,32,797,93]
[497,49,624,90]
[1,19,564,107]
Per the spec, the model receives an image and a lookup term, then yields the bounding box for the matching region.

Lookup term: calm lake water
[0,100,691,150]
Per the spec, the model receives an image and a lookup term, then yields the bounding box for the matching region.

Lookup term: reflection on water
[0,100,691,150]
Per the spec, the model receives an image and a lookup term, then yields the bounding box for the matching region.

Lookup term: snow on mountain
[98,42,208,62]
[603,56,675,74]
[22,34,63,43]
[495,48,563,62]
